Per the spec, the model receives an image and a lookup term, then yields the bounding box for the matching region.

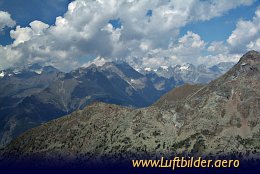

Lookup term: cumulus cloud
[227,7,260,53]
[10,26,33,46]
[208,41,229,54]
[29,21,49,35]
[198,53,241,66]
[171,31,206,56]
[0,45,22,69]
[134,31,207,68]
[0,0,256,70]
[0,11,16,31]
[247,38,260,50]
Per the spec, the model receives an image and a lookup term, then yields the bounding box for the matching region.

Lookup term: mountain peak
[239,50,260,63]
[244,50,259,55]
[211,50,260,87]
[83,57,109,68]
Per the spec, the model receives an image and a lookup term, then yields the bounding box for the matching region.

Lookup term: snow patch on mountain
[179,64,190,71]
[129,78,146,90]
[34,70,43,75]
[161,66,168,70]
[13,69,21,75]
[144,67,152,71]
[0,71,4,78]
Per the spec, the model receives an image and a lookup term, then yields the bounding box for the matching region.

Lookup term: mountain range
[0,59,234,149]
[138,61,235,84]
[1,51,259,164]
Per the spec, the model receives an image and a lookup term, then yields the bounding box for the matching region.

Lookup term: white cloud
[29,20,49,35]
[0,0,256,71]
[10,26,33,46]
[247,38,260,50]
[130,31,207,68]
[0,45,22,69]
[171,31,206,55]
[227,8,260,53]
[208,41,228,54]
[188,0,254,21]
[198,53,241,66]
[0,11,16,31]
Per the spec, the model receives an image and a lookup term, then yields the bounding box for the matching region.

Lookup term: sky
[0,0,260,71]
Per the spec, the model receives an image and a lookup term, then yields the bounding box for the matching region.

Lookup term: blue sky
[0,0,260,71]
[0,0,72,45]
[0,0,73,26]
[181,2,260,42]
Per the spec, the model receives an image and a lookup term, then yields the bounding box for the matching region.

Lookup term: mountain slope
[2,51,260,163]
[153,84,205,107]
[0,64,62,148]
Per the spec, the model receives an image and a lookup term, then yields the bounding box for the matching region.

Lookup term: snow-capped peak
[179,63,192,71]
[160,66,168,70]
[179,66,189,71]
[83,56,109,68]
[144,67,152,71]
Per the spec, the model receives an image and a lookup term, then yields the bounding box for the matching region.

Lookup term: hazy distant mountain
[138,62,235,84]
[2,51,259,163]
